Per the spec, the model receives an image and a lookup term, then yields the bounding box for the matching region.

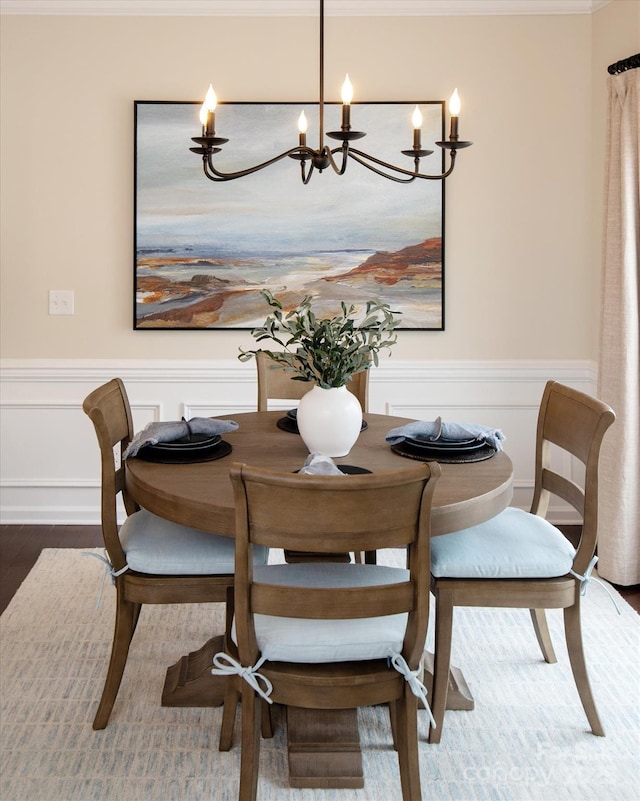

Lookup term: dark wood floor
[0,524,104,614]
[1,524,638,616]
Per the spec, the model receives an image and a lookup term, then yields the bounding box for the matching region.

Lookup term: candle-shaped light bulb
[341,73,353,130]
[202,84,217,137]
[205,84,217,112]
[341,74,354,105]
[412,105,422,150]
[449,88,460,139]
[298,110,308,147]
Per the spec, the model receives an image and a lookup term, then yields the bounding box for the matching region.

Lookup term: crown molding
[0,1,614,17]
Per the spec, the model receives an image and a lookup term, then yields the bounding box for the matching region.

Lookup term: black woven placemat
[390,441,496,464]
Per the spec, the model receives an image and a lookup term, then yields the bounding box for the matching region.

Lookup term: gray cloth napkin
[298,452,345,475]
[386,416,505,451]
[123,417,239,459]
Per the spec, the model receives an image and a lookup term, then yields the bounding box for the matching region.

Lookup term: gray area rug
[1,548,638,801]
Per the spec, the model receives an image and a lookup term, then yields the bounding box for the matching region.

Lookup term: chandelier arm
[301,161,315,184]
[324,146,350,176]
[345,150,418,184]
[203,146,317,182]
[348,146,458,181]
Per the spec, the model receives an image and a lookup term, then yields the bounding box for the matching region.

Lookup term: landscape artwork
[134,101,445,329]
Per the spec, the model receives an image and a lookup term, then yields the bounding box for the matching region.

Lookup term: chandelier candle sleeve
[202,84,217,137]
[449,88,460,140]
[199,103,208,136]
[298,111,308,147]
[412,106,422,150]
[341,74,353,131]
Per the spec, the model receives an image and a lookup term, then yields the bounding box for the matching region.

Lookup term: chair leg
[239,685,261,801]
[93,592,137,730]
[389,700,398,751]
[428,587,454,744]
[530,608,557,663]
[260,699,274,739]
[564,600,605,736]
[220,685,273,751]
[131,602,142,635]
[219,677,240,751]
[395,691,422,801]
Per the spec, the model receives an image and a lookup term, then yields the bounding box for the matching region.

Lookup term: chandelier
[190,0,472,185]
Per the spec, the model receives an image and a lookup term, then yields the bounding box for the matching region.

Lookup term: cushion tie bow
[570,555,621,614]
[211,652,274,704]
[388,652,436,729]
[83,550,129,610]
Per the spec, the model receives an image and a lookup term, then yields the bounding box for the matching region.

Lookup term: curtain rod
[607,53,640,75]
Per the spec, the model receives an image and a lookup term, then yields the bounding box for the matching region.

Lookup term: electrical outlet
[49,290,74,315]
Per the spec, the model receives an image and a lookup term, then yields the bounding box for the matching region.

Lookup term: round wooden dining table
[126,410,513,539]
[125,410,513,789]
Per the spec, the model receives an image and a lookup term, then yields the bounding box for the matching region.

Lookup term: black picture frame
[134,100,445,330]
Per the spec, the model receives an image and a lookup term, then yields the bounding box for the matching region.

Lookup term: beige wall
[1,3,637,362]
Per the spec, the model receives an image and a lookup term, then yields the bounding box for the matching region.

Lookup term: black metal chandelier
[190,0,472,185]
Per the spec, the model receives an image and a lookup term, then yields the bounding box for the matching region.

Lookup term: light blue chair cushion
[119,509,269,575]
[236,562,410,664]
[430,507,576,579]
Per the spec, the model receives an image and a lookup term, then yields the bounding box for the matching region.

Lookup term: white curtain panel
[598,66,640,586]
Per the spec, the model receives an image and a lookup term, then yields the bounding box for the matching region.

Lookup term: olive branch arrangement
[239,290,401,389]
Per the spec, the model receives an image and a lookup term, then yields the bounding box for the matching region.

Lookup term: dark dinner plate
[136,434,232,464]
[402,436,485,453]
[277,415,301,434]
[391,439,496,464]
[148,433,221,450]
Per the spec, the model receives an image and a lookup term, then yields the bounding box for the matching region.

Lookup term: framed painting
[134,100,445,330]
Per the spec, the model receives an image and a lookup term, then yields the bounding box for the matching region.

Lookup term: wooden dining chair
[82,378,268,730]
[256,350,369,412]
[427,381,615,743]
[217,461,440,801]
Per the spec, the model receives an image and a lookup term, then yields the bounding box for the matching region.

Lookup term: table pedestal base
[422,652,475,711]
[287,707,364,789]
[162,635,226,707]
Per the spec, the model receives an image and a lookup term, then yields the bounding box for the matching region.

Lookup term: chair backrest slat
[541,383,610,463]
[240,471,424,551]
[251,581,415,620]
[540,469,585,516]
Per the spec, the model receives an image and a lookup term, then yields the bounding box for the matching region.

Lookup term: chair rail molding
[0,358,597,525]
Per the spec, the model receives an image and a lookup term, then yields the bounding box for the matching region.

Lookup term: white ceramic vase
[296,384,363,458]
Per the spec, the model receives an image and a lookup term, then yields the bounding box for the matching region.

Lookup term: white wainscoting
[0,358,597,525]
